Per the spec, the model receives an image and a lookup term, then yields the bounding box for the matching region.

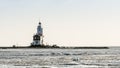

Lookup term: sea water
[0,48,119,68]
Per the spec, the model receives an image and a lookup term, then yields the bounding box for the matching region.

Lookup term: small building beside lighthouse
[31,22,43,46]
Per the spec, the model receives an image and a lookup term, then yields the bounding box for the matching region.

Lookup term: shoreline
[0,46,109,49]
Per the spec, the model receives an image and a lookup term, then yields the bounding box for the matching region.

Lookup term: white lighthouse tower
[31,22,43,46]
[37,22,43,36]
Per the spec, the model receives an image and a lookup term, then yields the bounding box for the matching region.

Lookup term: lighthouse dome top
[39,22,41,25]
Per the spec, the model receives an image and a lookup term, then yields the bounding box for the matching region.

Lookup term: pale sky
[0,0,120,47]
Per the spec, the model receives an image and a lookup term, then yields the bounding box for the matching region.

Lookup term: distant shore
[0,46,109,49]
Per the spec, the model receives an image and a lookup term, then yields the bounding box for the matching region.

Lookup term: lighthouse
[31,22,43,46]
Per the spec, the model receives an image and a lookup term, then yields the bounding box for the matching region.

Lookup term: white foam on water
[0,64,105,68]
[0,65,58,68]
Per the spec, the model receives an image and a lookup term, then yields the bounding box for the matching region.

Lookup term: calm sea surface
[0,48,119,68]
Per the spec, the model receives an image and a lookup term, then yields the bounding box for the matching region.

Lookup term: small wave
[60,61,79,65]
